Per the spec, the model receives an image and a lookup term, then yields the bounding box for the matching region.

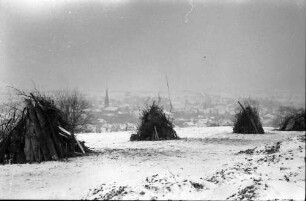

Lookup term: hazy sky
[0,0,305,95]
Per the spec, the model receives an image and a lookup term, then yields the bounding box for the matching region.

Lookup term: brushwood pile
[280,109,305,131]
[130,101,179,141]
[233,101,265,134]
[0,92,90,164]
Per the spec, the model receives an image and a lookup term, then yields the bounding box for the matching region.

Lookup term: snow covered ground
[0,126,305,200]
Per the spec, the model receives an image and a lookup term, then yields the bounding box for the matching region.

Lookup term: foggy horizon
[1,0,305,97]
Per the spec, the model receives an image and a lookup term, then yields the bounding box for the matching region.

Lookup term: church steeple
[104,87,109,108]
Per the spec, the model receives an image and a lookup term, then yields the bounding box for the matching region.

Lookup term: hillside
[0,127,304,200]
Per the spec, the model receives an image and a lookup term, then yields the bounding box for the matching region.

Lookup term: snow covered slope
[0,127,304,200]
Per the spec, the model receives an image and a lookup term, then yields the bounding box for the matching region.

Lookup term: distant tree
[0,103,20,143]
[54,89,92,134]
[275,107,305,131]
[0,89,24,140]
[272,106,299,128]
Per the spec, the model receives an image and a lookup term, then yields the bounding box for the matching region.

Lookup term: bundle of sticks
[0,92,89,164]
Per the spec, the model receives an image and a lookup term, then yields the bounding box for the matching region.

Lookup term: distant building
[104,107,118,112]
[184,122,195,127]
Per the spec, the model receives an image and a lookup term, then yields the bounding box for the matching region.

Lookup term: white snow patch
[0,127,304,200]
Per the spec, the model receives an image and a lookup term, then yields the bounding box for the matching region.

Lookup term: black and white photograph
[0,0,305,200]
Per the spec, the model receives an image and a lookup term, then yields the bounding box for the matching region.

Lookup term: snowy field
[0,126,305,200]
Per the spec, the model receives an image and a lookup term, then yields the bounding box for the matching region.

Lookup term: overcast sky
[0,0,305,95]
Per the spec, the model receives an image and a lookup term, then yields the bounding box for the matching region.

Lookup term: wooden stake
[35,103,59,160]
[154,126,159,140]
[26,100,49,161]
[59,126,85,155]
[75,138,85,155]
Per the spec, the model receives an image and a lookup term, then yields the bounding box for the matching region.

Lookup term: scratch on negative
[185,0,194,23]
